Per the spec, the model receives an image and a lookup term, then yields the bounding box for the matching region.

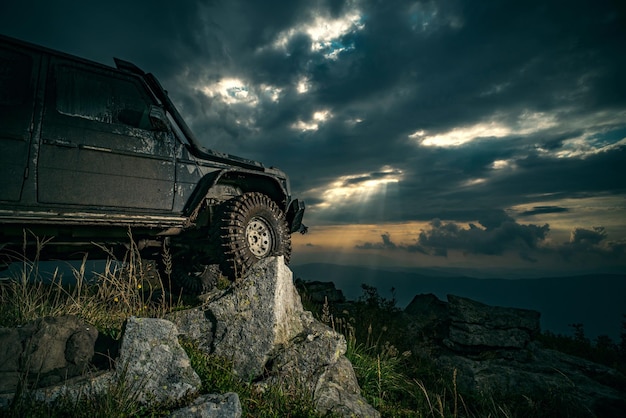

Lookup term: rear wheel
[169,255,219,294]
[212,192,291,278]
[158,247,220,295]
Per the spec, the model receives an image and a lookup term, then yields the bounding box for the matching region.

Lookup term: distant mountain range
[291,263,626,341]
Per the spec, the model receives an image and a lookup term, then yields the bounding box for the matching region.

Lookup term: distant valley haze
[292,262,626,342]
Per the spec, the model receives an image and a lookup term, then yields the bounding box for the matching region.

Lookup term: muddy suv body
[0,35,305,284]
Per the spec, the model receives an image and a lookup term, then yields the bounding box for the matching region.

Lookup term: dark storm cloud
[520,206,570,217]
[302,140,626,226]
[559,227,626,260]
[225,0,626,227]
[356,211,550,260]
[357,219,626,263]
[0,0,215,77]
[2,0,625,264]
[417,217,550,257]
[355,233,397,250]
[570,227,608,246]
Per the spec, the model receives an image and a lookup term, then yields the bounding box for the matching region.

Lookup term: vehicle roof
[0,33,133,75]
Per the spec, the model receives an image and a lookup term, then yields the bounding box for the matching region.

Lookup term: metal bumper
[286,199,307,234]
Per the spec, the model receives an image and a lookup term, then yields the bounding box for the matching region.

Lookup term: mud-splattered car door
[38,57,175,212]
[0,42,40,202]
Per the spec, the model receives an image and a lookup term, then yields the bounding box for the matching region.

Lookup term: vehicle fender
[183,169,289,223]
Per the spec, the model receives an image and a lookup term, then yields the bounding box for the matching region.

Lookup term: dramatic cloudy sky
[2,0,625,276]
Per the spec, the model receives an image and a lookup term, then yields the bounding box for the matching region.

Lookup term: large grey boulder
[0,315,98,393]
[402,293,626,417]
[1,316,202,409]
[403,293,541,356]
[295,279,346,304]
[262,312,380,417]
[314,356,380,417]
[116,317,201,404]
[198,256,305,380]
[171,257,379,418]
[437,346,626,416]
[263,312,347,387]
[444,295,540,351]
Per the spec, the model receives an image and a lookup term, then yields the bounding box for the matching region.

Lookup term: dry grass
[0,230,181,337]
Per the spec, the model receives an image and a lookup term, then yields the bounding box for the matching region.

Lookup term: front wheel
[212,192,291,278]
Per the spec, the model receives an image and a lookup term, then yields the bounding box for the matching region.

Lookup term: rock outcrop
[183,257,305,380]
[14,261,625,416]
[1,258,379,417]
[403,293,626,417]
[116,317,201,404]
[0,316,204,411]
[444,294,541,351]
[169,256,379,418]
[295,279,346,304]
[0,315,98,392]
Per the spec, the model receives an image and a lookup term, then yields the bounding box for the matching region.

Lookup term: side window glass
[0,49,32,106]
[55,66,152,130]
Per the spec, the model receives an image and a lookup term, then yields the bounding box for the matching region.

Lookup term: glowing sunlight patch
[292,109,333,132]
[260,84,282,102]
[267,9,364,59]
[297,77,311,94]
[312,166,403,208]
[307,12,364,49]
[461,178,487,187]
[199,78,285,106]
[492,159,516,170]
[410,121,510,147]
[410,111,558,148]
[200,78,258,105]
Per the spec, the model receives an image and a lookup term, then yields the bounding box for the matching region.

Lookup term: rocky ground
[1,258,625,417]
[0,257,378,417]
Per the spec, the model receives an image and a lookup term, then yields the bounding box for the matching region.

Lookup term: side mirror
[148,105,170,131]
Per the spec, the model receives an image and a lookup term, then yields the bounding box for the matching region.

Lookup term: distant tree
[620,314,626,359]
[595,335,616,351]
[568,323,592,358]
[358,284,397,311]
[570,323,589,344]
[591,334,622,369]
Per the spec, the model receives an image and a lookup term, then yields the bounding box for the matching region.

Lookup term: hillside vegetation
[1,238,625,417]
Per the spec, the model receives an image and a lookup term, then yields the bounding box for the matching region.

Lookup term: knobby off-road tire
[166,254,220,295]
[211,192,291,279]
[157,244,219,295]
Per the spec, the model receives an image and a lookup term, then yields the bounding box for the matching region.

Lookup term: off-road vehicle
[0,34,306,290]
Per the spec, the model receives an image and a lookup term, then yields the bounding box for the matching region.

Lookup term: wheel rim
[246,216,273,257]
